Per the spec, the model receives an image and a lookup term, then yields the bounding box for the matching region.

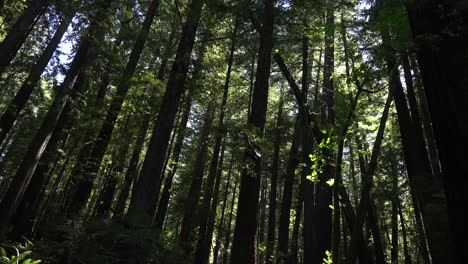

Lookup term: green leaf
[307,171,318,182]
[0,256,11,264]
[0,248,5,257]
[326,178,335,186]
[19,251,32,260]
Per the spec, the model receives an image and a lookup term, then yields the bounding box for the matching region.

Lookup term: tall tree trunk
[154,95,193,228]
[384,46,450,264]
[222,169,239,264]
[266,91,283,264]
[390,155,399,264]
[276,15,309,261]
[398,202,412,264]
[367,199,386,264]
[277,115,300,264]
[0,14,72,145]
[404,2,468,259]
[7,72,88,239]
[113,94,153,216]
[193,20,237,264]
[213,152,234,264]
[229,0,274,263]
[375,3,452,259]
[179,103,215,255]
[348,145,359,206]
[128,0,205,221]
[405,55,441,177]
[310,4,335,263]
[332,140,345,264]
[0,0,49,75]
[114,25,177,217]
[0,7,108,235]
[289,174,303,264]
[66,0,160,219]
[347,90,392,264]
[258,175,267,264]
[94,123,132,218]
[200,140,227,264]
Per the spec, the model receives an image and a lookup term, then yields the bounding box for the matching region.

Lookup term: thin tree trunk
[94,122,132,218]
[258,175,267,264]
[367,199,386,264]
[332,140,345,264]
[67,0,160,219]
[201,140,227,264]
[276,14,309,262]
[266,90,283,264]
[391,155,399,264]
[0,14,72,145]
[114,25,177,217]
[213,152,234,264]
[347,90,392,264]
[308,5,336,263]
[153,95,193,228]
[0,0,49,75]
[398,202,412,264]
[113,93,153,216]
[289,175,303,264]
[179,104,215,255]
[406,55,441,177]
[348,145,359,206]
[222,169,239,264]
[7,72,88,239]
[277,115,301,264]
[193,20,237,264]
[0,8,108,234]
[230,1,274,262]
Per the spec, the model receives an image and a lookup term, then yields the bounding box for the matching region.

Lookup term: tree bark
[390,155,399,264]
[179,103,215,255]
[265,91,283,264]
[0,8,107,235]
[384,45,451,264]
[66,0,161,219]
[213,152,234,264]
[8,72,88,239]
[405,55,441,177]
[230,0,274,263]
[289,173,303,264]
[0,0,49,76]
[310,4,335,263]
[398,201,412,264]
[199,140,227,264]
[405,2,468,261]
[222,169,239,264]
[94,123,131,218]
[347,90,392,264]
[367,199,386,264]
[277,115,300,264]
[128,0,205,221]
[0,14,72,145]
[193,20,237,264]
[153,95,193,228]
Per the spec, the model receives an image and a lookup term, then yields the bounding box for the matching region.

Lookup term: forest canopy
[0,0,467,263]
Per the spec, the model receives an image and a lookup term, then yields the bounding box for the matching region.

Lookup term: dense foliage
[0,0,467,263]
